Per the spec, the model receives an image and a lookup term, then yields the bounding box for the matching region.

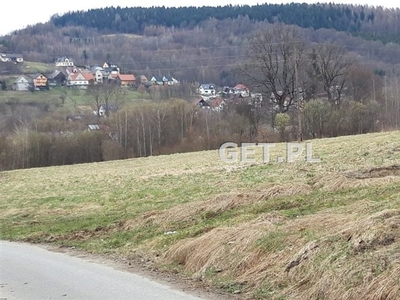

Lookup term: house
[198,84,216,96]
[94,104,119,117]
[48,70,67,86]
[65,66,79,75]
[55,56,74,67]
[210,97,226,112]
[87,124,115,139]
[139,75,148,84]
[150,76,164,85]
[194,98,211,109]
[232,84,250,97]
[116,74,136,87]
[66,70,94,89]
[150,75,179,86]
[164,76,179,85]
[87,124,101,131]
[12,76,33,91]
[32,73,48,91]
[102,62,119,70]
[66,115,84,122]
[93,69,104,84]
[0,53,23,63]
[103,67,119,77]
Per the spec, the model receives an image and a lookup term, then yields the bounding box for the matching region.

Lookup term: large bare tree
[239,24,307,113]
[311,44,356,105]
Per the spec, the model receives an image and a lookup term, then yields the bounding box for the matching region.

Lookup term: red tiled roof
[234,84,248,90]
[211,98,225,107]
[118,74,136,81]
[81,72,94,81]
[68,71,93,81]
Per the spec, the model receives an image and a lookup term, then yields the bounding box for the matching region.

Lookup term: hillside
[50,4,399,45]
[1,3,400,86]
[1,130,400,299]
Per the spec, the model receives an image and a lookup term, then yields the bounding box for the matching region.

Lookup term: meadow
[1,131,400,299]
[0,83,149,115]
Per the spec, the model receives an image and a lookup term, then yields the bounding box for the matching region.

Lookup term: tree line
[49,4,400,45]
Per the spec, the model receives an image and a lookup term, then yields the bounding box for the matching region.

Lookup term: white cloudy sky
[1,0,399,36]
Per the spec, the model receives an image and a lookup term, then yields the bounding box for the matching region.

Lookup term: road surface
[0,241,206,300]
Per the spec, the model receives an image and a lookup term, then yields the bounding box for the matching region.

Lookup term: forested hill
[51,3,400,44]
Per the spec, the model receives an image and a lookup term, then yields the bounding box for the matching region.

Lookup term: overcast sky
[1,0,399,36]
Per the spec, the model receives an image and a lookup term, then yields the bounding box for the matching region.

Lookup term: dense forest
[49,4,400,45]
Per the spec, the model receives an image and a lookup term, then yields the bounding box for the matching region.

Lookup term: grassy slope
[0,87,148,114]
[1,131,400,299]
[22,61,55,74]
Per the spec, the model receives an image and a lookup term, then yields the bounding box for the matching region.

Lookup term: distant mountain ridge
[50,3,400,44]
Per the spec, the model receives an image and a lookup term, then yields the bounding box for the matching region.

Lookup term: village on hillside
[0,53,264,116]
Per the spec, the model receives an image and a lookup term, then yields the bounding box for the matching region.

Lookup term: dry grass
[1,130,400,299]
[125,183,312,230]
[164,207,400,299]
[312,172,400,191]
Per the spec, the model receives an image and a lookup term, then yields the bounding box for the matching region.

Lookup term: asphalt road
[0,241,205,300]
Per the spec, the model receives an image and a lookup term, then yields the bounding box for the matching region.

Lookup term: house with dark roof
[150,75,179,86]
[102,62,119,71]
[0,53,23,63]
[164,76,179,85]
[150,76,164,85]
[103,67,119,79]
[55,56,74,67]
[48,70,67,86]
[194,98,211,109]
[32,73,48,91]
[198,83,216,96]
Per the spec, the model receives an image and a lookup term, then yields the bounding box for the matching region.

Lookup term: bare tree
[311,44,356,105]
[88,81,126,117]
[239,24,307,113]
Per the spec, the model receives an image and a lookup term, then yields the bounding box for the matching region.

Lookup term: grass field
[1,131,400,299]
[21,61,55,74]
[0,87,149,114]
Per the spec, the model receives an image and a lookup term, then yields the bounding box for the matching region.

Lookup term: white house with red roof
[66,69,94,89]
[233,84,250,97]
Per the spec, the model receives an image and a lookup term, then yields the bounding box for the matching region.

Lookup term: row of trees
[1,86,399,171]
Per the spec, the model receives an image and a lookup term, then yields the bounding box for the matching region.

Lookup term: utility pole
[294,46,303,142]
